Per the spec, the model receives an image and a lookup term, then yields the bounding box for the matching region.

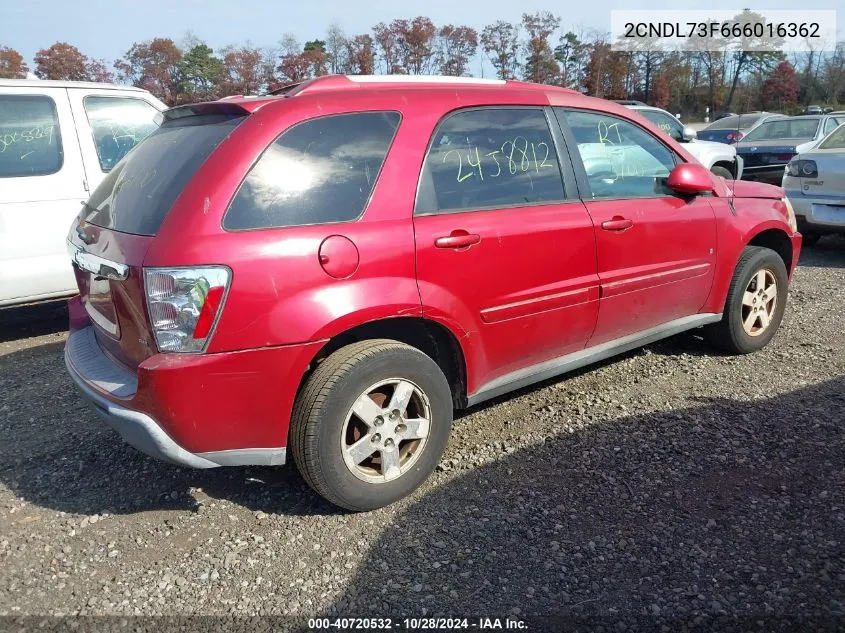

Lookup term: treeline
[1,10,844,116]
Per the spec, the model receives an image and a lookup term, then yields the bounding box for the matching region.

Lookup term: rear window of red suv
[223,111,401,230]
[83,109,246,236]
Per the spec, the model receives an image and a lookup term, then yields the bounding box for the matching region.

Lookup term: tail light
[726,131,744,142]
[144,267,231,353]
[786,159,818,178]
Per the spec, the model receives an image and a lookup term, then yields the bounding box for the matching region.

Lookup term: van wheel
[711,165,733,180]
[705,246,788,354]
[290,340,453,511]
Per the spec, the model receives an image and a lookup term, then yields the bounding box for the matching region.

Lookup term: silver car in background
[783,123,845,246]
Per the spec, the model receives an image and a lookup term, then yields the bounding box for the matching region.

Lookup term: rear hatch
[68,104,248,369]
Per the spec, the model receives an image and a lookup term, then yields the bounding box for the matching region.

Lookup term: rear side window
[84,113,245,236]
[0,95,63,178]
[83,96,160,172]
[415,108,566,215]
[223,112,401,231]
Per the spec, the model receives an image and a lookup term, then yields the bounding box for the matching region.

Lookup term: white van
[0,79,166,307]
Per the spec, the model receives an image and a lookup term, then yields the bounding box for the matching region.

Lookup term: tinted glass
[416,108,565,214]
[823,118,840,136]
[0,95,62,177]
[84,114,245,235]
[818,124,845,149]
[638,109,683,141]
[743,119,820,141]
[558,109,677,199]
[83,96,160,171]
[707,113,766,130]
[224,112,400,230]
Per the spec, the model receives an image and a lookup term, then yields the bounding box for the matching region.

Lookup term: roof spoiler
[158,101,252,125]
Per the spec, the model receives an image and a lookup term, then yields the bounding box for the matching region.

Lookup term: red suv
[64,75,802,511]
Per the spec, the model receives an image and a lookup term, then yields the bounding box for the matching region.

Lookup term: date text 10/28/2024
[308,617,528,630]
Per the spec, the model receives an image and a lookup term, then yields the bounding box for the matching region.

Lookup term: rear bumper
[740,165,786,185]
[786,191,845,232]
[65,323,324,468]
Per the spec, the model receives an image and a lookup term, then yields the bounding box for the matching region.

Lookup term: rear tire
[711,165,733,180]
[290,339,453,511]
[705,246,788,355]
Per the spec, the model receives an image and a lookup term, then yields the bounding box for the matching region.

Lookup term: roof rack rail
[267,74,522,97]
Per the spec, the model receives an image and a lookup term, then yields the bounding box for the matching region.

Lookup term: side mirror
[681,126,697,142]
[666,163,716,195]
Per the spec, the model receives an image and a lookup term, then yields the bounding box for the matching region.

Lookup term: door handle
[601,217,634,232]
[434,231,481,249]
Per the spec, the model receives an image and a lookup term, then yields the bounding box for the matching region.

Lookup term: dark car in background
[698,112,783,144]
[736,114,845,184]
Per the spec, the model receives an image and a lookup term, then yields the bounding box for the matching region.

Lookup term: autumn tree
[325,24,348,74]
[178,43,223,101]
[583,40,627,98]
[219,45,267,95]
[522,11,560,84]
[277,40,327,84]
[652,72,670,108]
[85,58,113,83]
[345,34,376,75]
[116,38,183,104]
[34,42,88,80]
[481,21,520,80]
[720,10,784,109]
[373,22,402,74]
[555,32,588,90]
[437,25,478,76]
[762,60,799,110]
[397,17,438,75]
[0,46,28,78]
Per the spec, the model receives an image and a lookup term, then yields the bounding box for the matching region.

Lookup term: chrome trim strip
[66,240,129,281]
[467,313,722,407]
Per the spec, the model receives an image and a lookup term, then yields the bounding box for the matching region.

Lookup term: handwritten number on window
[444,137,555,183]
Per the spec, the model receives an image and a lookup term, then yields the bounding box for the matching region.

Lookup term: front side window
[823,118,841,136]
[638,109,684,142]
[0,95,63,178]
[415,108,566,215]
[83,96,160,172]
[557,109,677,199]
[224,111,401,231]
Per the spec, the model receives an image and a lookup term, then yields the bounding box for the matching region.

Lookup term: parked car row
[694,108,845,242]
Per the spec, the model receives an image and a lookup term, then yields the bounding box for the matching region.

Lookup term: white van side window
[82,96,160,172]
[0,95,63,178]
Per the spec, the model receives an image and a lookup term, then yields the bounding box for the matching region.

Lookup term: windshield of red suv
[82,111,246,236]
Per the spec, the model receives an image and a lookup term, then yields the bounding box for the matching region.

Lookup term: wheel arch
[746,227,794,272]
[712,159,738,178]
[304,316,469,411]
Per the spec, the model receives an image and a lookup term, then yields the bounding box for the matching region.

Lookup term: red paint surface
[67,76,802,453]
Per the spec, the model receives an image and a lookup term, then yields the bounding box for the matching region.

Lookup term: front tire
[290,340,453,511]
[705,246,789,354]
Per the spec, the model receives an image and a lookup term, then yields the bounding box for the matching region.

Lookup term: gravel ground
[1,238,844,632]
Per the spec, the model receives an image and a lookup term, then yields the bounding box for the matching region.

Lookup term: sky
[2,0,843,78]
